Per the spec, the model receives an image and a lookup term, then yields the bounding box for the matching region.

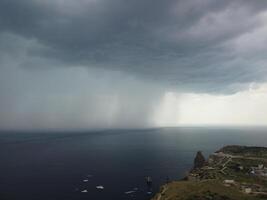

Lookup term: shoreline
[152,145,267,200]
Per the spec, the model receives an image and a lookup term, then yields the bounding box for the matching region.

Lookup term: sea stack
[193,151,206,169]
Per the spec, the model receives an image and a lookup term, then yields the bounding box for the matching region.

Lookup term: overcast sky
[1,0,267,130]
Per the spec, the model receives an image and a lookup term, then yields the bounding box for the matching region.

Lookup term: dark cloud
[1,0,267,93]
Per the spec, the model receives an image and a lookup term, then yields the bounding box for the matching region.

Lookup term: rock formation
[193,151,206,169]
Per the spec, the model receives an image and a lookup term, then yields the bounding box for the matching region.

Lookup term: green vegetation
[152,145,267,200]
[217,146,267,158]
[152,180,265,200]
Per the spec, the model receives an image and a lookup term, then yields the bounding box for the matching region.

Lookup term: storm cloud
[1,0,267,92]
[1,0,267,129]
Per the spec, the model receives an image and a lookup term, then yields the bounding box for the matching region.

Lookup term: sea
[0,127,267,200]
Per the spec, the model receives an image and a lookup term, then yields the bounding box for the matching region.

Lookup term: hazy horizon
[2,125,267,133]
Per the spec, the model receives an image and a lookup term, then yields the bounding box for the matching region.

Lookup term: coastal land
[152,145,267,200]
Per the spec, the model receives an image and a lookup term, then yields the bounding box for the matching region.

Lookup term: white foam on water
[125,191,135,194]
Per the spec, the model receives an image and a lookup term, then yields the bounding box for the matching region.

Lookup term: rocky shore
[152,145,267,200]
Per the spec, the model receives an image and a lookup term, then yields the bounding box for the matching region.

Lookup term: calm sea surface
[0,127,267,200]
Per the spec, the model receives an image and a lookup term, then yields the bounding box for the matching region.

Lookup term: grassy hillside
[151,180,266,200]
[151,145,267,200]
[217,146,267,158]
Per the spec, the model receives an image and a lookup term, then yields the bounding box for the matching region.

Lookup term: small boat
[96,185,104,189]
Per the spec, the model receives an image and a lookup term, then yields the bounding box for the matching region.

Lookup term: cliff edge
[151,145,267,200]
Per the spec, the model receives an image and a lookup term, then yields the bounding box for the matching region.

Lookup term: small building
[223,180,235,187]
[251,165,267,177]
[258,164,264,170]
[237,165,244,170]
[244,188,252,194]
[223,180,235,184]
[187,173,199,181]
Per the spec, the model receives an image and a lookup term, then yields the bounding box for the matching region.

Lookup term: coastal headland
[152,145,267,200]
